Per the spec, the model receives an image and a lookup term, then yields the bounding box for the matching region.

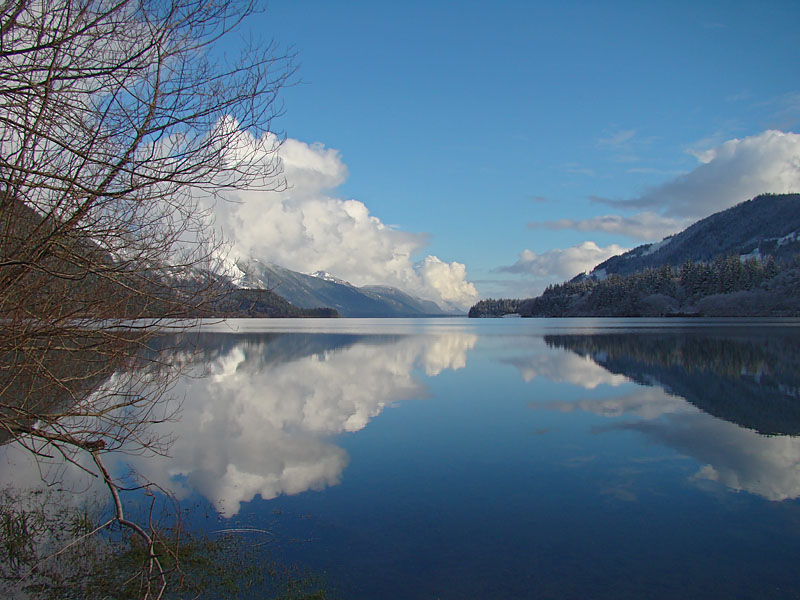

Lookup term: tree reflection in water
[529,329,800,500]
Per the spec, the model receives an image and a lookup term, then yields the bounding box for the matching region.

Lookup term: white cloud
[499,241,629,280]
[529,211,688,241]
[415,256,478,311]
[205,133,478,310]
[526,130,800,245]
[599,129,800,219]
[597,128,637,148]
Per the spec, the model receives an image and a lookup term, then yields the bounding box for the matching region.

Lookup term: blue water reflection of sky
[3,318,800,598]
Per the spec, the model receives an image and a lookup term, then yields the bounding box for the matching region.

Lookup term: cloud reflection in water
[522,333,800,502]
[123,332,477,516]
[614,414,800,502]
[503,345,629,389]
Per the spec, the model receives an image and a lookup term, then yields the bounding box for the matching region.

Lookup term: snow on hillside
[309,270,353,286]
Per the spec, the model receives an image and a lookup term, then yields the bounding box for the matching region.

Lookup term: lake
[4,317,800,598]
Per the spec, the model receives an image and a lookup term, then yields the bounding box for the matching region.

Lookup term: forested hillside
[592,193,800,277]
[468,298,522,318]
[1,199,335,319]
[470,194,800,318]
[205,288,338,318]
[517,255,800,317]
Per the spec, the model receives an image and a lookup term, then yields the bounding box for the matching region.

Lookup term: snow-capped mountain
[309,270,352,286]
[588,193,800,278]
[236,260,452,317]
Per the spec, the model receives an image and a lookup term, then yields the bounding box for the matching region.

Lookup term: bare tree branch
[0,1,295,595]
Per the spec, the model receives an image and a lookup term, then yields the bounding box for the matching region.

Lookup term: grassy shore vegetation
[0,488,335,599]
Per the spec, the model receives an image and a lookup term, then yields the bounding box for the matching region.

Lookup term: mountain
[236,260,449,317]
[590,193,800,278]
[204,287,338,318]
[309,270,351,285]
[471,193,800,318]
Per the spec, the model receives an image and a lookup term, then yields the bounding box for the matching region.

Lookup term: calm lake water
[6,317,800,598]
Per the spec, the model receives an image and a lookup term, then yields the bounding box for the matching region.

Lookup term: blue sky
[213,1,800,306]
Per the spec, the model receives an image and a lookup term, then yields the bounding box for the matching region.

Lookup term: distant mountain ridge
[237,260,450,317]
[470,193,800,318]
[590,193,800,277]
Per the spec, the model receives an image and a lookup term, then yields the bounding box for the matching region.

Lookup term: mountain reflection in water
[544,331,800,435]
[145,325,800,512]
[4,319,800,599]
[531,330,800,501]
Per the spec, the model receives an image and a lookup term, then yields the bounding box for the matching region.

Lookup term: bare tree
[0,0,295,595]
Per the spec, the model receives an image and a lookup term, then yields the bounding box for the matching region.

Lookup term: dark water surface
[9,317,800,598]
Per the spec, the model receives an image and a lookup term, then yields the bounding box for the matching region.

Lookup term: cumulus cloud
[598,129,800,219]
[528,212,689,242]
[524,130,800,244]
[204,133,478,310]
[415,256,479,309]
[498,241,629,280]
